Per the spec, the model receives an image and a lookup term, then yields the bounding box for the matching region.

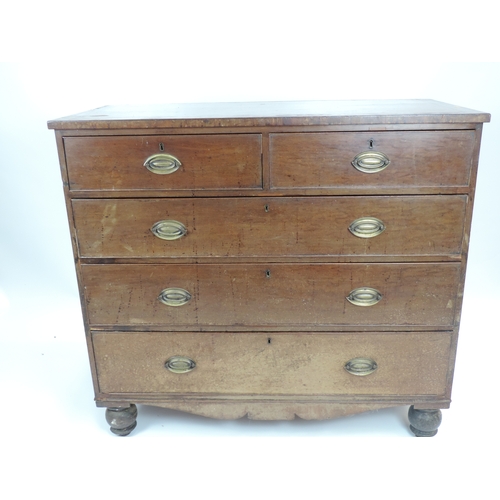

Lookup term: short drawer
[82,263,461,328]
[93,331,452,396]
[269,130,476,189]
[64,134,262,191]
[73,195,467,259]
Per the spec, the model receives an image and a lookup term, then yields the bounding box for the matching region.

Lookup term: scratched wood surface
[72,195,467,260]
[269,130,476,189]
[81,263,461,329]
[47,100,490,430]
[47,99,490,129]
[64,134,263,191]
[93,331,452,396]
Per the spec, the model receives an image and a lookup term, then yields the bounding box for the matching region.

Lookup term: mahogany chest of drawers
[48,100,490,436]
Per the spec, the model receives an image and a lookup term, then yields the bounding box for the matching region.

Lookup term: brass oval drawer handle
[158,287,192,307]
[346,287,382,307]
[344,357,378,376]
[349,217,386,238]
[151,220,187,240]
[352,151,390,173]
[165,356,196,374]
[144,153,182,175]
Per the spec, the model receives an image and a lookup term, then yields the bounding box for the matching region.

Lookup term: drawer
[269,130,476,189]
[73,195,467,259]
[93,331,452,396]
[64,134,262,191]
[82,263,461,328]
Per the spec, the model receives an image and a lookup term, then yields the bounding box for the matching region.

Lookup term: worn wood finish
[47,100,491,130]
[65,185,476,199]
[270,130,475,189]
[73,195,467,260]
[48,100,490,435]
[93,331,452,396]
[64,134,263,191]
[105,404,138,436]
[408,406,443,437]
[144,401,401,421]
[81,263,460,328]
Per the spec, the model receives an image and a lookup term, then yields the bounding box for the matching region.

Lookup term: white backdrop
[1,4,500,498]
[2,62,499,302]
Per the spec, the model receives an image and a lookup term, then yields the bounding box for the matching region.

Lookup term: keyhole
[159,142,165,151]
[267,337,272,344]
[369,139,374,149]
[265,204,270,212]
[265,269,271,278]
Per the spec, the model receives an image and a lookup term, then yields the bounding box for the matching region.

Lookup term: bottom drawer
[93,332,452,397]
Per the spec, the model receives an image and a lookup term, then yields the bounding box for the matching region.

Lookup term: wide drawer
[82,263,461,328]
[269,130,476,189]
[93,331,452,396]
[73,195,467,259]
[64,134,263,191]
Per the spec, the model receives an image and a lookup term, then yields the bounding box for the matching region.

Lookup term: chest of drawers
[48,100,490,436]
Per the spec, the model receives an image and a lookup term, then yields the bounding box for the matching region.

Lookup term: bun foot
[105,404,138,436]
[408,406,442,437]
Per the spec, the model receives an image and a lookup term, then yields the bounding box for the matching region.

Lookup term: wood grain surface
[93,331,452,396]
[47,100,490,427]
[64,134,262,191]
[82,263,461,328]
[270,130,475,189]
[47,99,490,130]
[73,195,467,259]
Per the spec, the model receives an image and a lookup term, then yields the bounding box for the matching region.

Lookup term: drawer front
[64,134,262,191]
[73,195,467,259]
[93,331,452,396]
[82,263,461,328]
[270,130,475,189]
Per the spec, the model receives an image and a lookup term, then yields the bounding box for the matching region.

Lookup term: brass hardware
[344,357,378,376]
[144,153,182,174]
[352,151,390,173]
[346,287,382,307]
[165,356,196,374]
[151,220,187,240]
[349,217,386,238]
[158,287,192,307]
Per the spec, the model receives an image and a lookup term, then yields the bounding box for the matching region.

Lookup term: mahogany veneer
[48,100,490,436]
